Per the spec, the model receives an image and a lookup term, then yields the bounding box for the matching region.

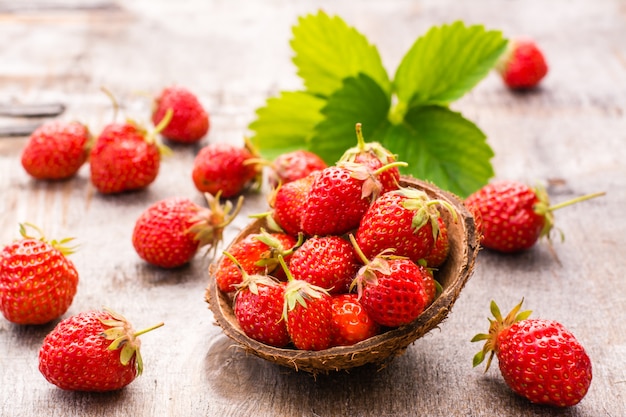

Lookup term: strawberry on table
[472,300,592,407]
[356,187,456,264]
[152,85,209,144]
[496,38,548,90]
[90,111,172,194]
[464,180,605,253]
[132,193,243,269]
[21,120,91,180]
[192,140,262,198]
[38,308,163,392]
[0,223,79,325]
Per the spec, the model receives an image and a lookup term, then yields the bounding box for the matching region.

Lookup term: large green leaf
[381,106,495,197]
[249,91,325,160]
[394,21,507,107]
[291,10,391,98]
[310,73,391,164]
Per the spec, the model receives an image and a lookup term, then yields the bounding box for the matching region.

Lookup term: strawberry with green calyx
[472,299,592,407]
[212,228,301,293]
[288,235,360,294]
[349,235,436,328]
[300,160,408,237]
[192,138,263,198]
[90,108,173,194]
[247,149,327,188]
[152,85,209,143]
[225,252,291,348]
[464,180,605,253]
[132,192,243,269]
[496,38,548,90]
[0,223,79,325]
[38,308,163,392]
[21,121,92,180]
[339,123,401,193]
[330,293,380,347]
[356,187,457,264]
[278,255,333,351]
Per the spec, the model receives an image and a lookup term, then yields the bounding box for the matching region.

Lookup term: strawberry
[0,223,79,325]
[350,239,436,328]
[300,161,403,237]
[472,300,592,407]
[269,171,318,236]
[211,228,299,293]
[330,293,380,347]
[38,308,163,391]
[289,235,359,294]
[252,149,327,188]
[152,85,209,143]
[339,123,401,194]
[279,256,332,351]
[496,38,548,90]
[132,193,243,269]
[192,140,262,198]
[423,217,449,268]
[356,187,456,264]
[90,112,171,194]
[464,180,604,253]
[226,252,290,348]
[21,121,91,180]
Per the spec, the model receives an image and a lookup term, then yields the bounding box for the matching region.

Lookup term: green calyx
[18,222,77,256]
[277,254,329,320]
[339,123,398,165]
[187,192,244,258]
[532,182,605,243]
[223,251,280,297]
[470,299,532,372]
[100,308,164,375]
[395,187,458,241]
[252,229,304,270]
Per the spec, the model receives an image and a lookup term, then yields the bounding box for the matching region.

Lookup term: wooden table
[1,1,625,416]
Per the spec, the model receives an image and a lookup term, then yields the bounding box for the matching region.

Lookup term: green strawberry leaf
[382,105,495,197]
[310,73,391,164]
[291,10,391,98]
[394,21,507,107]
[249,91,325,160]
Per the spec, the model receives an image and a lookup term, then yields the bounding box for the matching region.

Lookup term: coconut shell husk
[205,176,479,374]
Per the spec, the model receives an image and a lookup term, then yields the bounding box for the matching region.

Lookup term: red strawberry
[339,123,401,194]
[0,223,79,325]
[423,217,449,268]
[496,38,548,90]
[270,150,326,186]
[152,85,209,143]
[90,115,171,194]
[279,256,332,351]
[21,121,91,180]
[192,141,262,198]
[269,171,318,236]
[330,293,380,347]
[300,161,402,237]
[212,229,299,293]
[464,180,604,253]
[289,235,359,294]
[472,300,592,407]
[350,242,436,328]
[356,187,456,264]
[38,308,163,391]
[132,194,243,269]
[226,252,290,348]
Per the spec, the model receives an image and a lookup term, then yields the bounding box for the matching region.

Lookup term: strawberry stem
[134,321,165,338]
[547,191,605,212]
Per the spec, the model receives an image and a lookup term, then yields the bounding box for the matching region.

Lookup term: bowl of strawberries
[205,127,479,374]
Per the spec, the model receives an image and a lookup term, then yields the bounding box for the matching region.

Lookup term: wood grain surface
[1,1,625,416]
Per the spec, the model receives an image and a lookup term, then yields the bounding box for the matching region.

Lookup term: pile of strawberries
[211,124,455,351]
